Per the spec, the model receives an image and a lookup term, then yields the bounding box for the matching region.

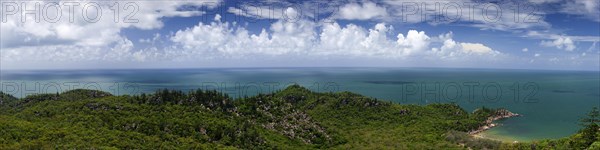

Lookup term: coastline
[472,131,522,143]
[469,109,521,142]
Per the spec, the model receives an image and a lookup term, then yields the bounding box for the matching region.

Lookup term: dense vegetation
[0,85,597,149]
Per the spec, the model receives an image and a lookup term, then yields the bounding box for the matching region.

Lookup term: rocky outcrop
[254,97,331,144]
[469,109,520,135]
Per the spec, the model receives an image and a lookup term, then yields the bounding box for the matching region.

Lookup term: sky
[0,0,599,70]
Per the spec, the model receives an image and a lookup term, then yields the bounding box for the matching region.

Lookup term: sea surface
[1,68,598,142]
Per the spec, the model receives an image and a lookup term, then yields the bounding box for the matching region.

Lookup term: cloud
[522,48,529,52]
[588,42,598,52]
[336,2,388,20]
[0,1,221,49]
[4,0,596,70]
[316,23,430,57]
[526,31,600,42]
[382,0,550,31]
[170,15,317,58]
[396,30,430,55]
[1,36,134,62]
[227,0,550,32]
[541,36,576,51]
[3,8,334,66]
[0,0,222,67]
[561,0,600,22]
[431,32,501,59]
[528,0,600,22]
[227,5,296,20]
[525,31,599,51]
[528,0,562,4]
[460,43,494,54]
[317,22,374,55]
[168,16,500,62]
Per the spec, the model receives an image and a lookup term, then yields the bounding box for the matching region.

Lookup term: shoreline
[472,131,522,143]
[468,109,521,142]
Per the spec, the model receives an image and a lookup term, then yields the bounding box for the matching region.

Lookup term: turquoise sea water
[1,68,598,141]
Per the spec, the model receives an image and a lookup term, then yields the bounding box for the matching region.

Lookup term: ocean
[1,67,598,142]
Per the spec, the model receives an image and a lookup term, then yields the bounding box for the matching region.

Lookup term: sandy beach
[472,131,521,143]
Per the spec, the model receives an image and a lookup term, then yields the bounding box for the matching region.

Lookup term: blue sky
[0,0,599,70]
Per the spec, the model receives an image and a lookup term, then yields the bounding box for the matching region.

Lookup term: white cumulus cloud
[460,43,494,54]
[336,2,388,20]
[169,17,499,62]
[541,36,576,51]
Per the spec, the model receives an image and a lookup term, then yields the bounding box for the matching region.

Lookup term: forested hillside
[0,85,597,149]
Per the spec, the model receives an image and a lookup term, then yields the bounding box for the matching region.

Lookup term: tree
[577,107,600,148]
[580,107,600,127]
